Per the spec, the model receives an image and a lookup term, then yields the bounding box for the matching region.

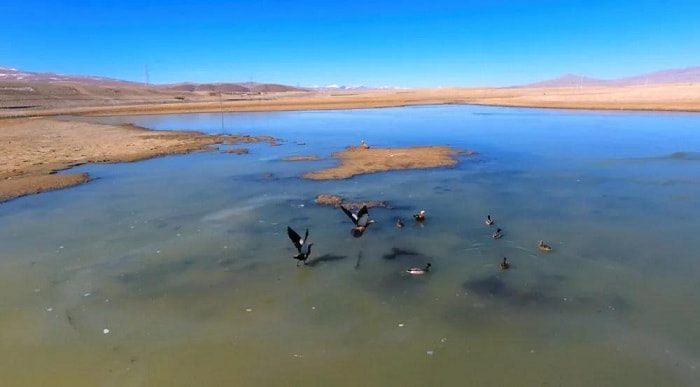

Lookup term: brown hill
[525,66,700,88]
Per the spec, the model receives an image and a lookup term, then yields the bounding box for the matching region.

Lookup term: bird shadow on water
[459,272,632,313]
[381,247,423,260]
[305,253,349,267]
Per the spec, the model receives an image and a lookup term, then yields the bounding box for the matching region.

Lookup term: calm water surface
[2,105,700,386]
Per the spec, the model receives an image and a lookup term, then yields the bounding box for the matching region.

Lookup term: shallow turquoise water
[2,105,700,386]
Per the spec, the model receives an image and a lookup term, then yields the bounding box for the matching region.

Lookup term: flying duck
[500,257,510,270]
[413,210,426,222]
[485,215,494,226]
[492,228,503,239]
[406,263,431,275]
[340,205,376,238]
[538,240,553,252]
[287,226,314,266]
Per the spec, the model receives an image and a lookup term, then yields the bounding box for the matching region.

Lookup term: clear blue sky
[2,0,699,87]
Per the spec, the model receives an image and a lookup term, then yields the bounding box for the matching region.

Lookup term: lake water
[1,105,700,386]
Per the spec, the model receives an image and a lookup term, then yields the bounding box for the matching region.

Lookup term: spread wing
[340,205,359,225]
[356,206,371,227]
[357,205,369,220]
[287,226,303,252]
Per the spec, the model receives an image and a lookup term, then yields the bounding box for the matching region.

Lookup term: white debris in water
[34,288,41,293]
[530,349,535,353]
[245,308,253,312]
[105,299,110,303]
[130,226,135,229]
[426,350,434,356]
[83,292,91,297]
[292,354,304,358]
[103,328,110,334]
[156,250,161,254]
[59,246,64,249]
[176,233,181,237]
[46,307,53,312]
[298,204,304,208]
[311,306,316,310]
[398,323,404,327]
[440,337,447,343]
[223,246,228,249]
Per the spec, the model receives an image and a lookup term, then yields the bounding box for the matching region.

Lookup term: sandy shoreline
[2,83,697,202]
[1,84,699,119]
[0,118,275,202]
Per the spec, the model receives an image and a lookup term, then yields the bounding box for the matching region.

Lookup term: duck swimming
[413,210,426,222]
[340,205,376,238]
[500,257,510,270]
[538,240,553,252]
[485,215,494,226]
[287,226,314,266]
[492,228,503,239]
[406,263,431,275]
[395,218,405,228]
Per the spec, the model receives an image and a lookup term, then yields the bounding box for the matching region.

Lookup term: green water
[2,106,699,386]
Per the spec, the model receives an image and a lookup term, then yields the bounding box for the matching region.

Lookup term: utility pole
[219,92,225,132]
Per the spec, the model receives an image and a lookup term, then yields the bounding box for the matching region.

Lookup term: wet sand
[0,118,275,202]
[283,155,321,161]
[302,145,460,180]
[314,193,387,209]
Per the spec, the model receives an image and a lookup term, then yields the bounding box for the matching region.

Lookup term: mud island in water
[302,145,462,180]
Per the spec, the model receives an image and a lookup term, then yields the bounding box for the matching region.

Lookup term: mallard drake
[395,218,405,228]
[500,257,510,270]
[340,205,376,238]
[361,140,370,149]
[485,215,494,226]
[492,228,503,239]
[406,263,431,275]
[413,210,426,222]
[287,226,314,266]
[538,240,553,252]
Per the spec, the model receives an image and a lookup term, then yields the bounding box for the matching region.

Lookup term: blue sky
[2,0,699,86]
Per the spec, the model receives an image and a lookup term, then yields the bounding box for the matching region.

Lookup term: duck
[361,140,370,149]
[287,226,314,266]
[492,228,503,239]
[538,240,553,252]
[395,218,405,228]
[413,210,426,222]
[340,205,376,238]
[485,215,494,226]
[500,257,510,270]
[406,263,431,275]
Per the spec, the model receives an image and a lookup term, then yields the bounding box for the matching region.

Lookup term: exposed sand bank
[302,145,460,180]
[314,194,387,209]
[0,118,275,202]
[284,155,321,161]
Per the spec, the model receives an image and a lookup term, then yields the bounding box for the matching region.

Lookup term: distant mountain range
[0,67,306,93]
[525,66,700,88]
[2,65,699,91]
